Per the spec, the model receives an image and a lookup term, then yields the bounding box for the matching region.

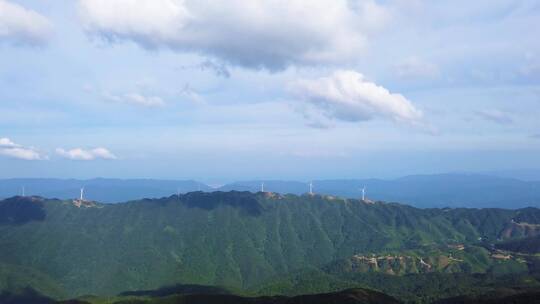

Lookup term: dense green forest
[1,192,540,303]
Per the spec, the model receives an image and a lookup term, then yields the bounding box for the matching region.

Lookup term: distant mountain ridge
[220,174,540,208]
[0,178,212,203]
[1,173,540,208]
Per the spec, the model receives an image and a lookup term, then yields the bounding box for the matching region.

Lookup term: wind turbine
[361,186,366,201]
[309,181,313,195]
[261,182,265,193]
[80,187,84,201]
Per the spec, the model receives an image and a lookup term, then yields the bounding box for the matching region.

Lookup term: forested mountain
[1,192,540,303]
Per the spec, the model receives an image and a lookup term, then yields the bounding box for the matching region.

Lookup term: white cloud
[56,147,118,161]
[79,0,389,70]
[0,0,53,45]
[0,137,47,160]
[476,109,513,125]
[104,92,165,107]
[0,147,44,160]
[395,57,439,79]
[0,137,16,147]
[290,70,423,125]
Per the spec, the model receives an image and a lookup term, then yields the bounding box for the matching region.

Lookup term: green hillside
[1,192,540,301]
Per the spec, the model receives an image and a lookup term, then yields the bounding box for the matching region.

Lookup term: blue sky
[1,0,539,182]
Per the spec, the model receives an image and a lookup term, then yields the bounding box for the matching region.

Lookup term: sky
[1,0,539,182]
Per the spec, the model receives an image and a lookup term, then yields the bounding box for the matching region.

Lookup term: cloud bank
[56,147,117,161]
[291,70,423,125]
[79,0,388,70]
[0,0,53,45]
[0,137,47,160]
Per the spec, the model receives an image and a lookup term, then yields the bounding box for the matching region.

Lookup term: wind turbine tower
[309,181,313,195]
[361,186,366,201]
[261,182,264,192]
[80,187,84,201]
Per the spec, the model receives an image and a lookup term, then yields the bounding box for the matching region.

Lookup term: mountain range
[2,192,540,303]
[2,173,540,208]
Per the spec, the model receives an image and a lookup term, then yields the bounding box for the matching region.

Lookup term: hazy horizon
[1,167,540,184]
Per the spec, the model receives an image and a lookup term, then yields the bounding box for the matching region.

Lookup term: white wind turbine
[309,181,314,195]
[80,187,84,201]
[261,182,265,192]
[361,186,366,201]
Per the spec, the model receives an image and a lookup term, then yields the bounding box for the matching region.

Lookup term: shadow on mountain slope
[119,283,230,297]
[180,191,264,216]
[114,288,399,304]
[434,289,540,304]
[0,196,46,225]
[0,287,56,304]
